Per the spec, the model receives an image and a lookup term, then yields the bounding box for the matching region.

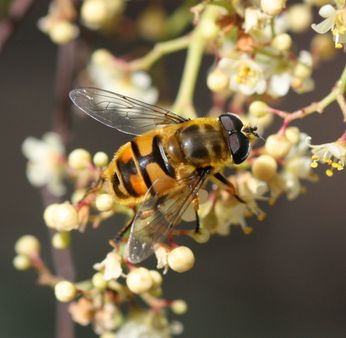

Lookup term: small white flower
[312,5,346,48]
[309,137,346,176]
[219,56,266,96]
[243,7,269,33]
[22,132,65,196]
[94,251,122,281]
[88,49,158,104]
[268,72,291,97]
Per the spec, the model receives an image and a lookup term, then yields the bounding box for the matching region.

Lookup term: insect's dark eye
[219,114,243,133]
[229,132,249,164]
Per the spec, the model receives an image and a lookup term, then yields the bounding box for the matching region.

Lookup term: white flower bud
[287,4,312,33]
[52,232,71,249]
[126,267,153,294]
[68,149,91,170]
[53,202,79,231]
[13,255,31,270]
[272,33,292,51]
[252,155,278,181]
[93,151,109,167]
[15,235,40,256]
[249,101,269,117]
[81,0,108,29]
[293,63,311,79]
[92,272,108,289]
[55,281,77,302]
[167,246,195,273]
[285,127,300,144]
[44,204,60,228]
[49,21,79,44]
[260,0,286,16]
[265,134,291,159]
[95,194,114,212]
[91,49,113,65]
[207,68,229,93]
[171,299,188,314]
[149,270,163,288]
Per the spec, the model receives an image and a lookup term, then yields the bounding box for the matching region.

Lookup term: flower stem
[270,64,346,124]
[128,35,191,71]
[172,5,221,118]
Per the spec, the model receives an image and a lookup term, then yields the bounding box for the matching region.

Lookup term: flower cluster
[13,0,346,337]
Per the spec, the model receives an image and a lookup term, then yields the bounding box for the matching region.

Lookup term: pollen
[310,161,318,168]
[242,226,253,235]
[325,169,334,177]
[311,155,319,161]
[257,212,266,221]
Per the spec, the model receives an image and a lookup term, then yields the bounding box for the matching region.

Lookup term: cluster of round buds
[68,149,109,170]
[37,1,79,45]
[126,267,163,294]
[44,202,80,232]
[13,235,41,270]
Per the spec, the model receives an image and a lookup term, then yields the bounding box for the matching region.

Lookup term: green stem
[172,5,221,118]
[129,35,191,71]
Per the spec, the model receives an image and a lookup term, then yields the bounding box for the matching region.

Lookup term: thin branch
[269,64,346,126]
[0,0,37,53]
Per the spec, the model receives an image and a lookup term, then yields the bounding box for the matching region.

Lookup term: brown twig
[0,0,37,53]
[40,41,78,338]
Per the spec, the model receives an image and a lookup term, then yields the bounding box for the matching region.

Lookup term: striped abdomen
[105,132,175,204]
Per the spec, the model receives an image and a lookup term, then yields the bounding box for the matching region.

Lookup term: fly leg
[213,172,245,203]
[109,216,135,248]
[192,197,200,233]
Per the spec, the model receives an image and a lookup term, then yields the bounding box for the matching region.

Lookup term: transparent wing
[69,87,187,135]
[127,169,211,264]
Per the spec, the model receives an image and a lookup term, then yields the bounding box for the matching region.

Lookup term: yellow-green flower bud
[287,4,312,33]
[285,127,300,144]
[167,246,195,273]
[252,155,278,181]
[49,21,79,44]
[52,232,71,249]
[171,299,188,314]
[249,101,269,117]
[92,272,108,289]
[55,281,77,302]
[68,148,91,170]
[265,134,291,159]
[207,68,229,93]
[261,0,286,16]
[95,194,114,212]
[81,0,108,29]
[13,255,31,270]
[93,151,109,167]
[15,235,40,256]
[149,270,163,288]
[272,33,292,51]
[126,267,153,294]
[44,204,60,228]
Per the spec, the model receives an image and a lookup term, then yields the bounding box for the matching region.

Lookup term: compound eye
[219,114,243,133]
[229,132,250,164]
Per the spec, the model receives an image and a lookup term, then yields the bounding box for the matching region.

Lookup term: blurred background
[1,1,346,338]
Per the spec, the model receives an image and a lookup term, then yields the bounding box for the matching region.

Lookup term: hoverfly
[70,88,260,264]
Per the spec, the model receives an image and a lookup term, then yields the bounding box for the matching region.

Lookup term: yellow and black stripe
[107,131,175,204]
